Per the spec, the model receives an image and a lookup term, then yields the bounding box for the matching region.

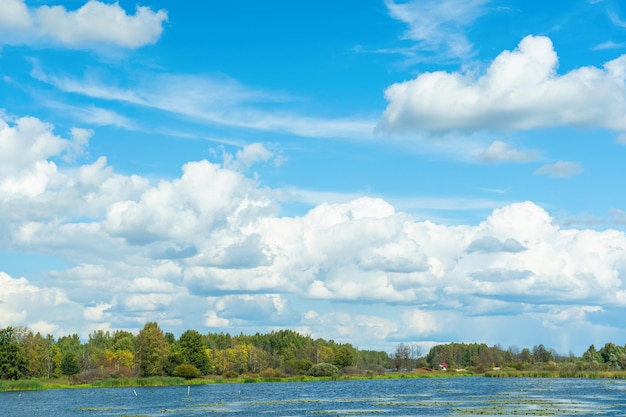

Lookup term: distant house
[439,363,448,371]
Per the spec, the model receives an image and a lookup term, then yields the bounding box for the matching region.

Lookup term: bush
[308,362,341,378]
[172,364,201,379]
[342,366,363,376]
[260,368,284,378]
[282,359,314,375]
[69,369,109,385]
[367,366,386,376]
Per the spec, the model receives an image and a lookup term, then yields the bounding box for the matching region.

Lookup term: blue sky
[2,0,626,355]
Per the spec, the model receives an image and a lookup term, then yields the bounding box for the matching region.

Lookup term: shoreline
[0,371,469,392]
[5,369,626,392]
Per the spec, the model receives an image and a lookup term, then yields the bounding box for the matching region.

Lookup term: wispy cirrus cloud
[591,40,626,51]
[44,101,139,130]
[385,0,490,62]
[535,161,584,178]
[31,66,376,140]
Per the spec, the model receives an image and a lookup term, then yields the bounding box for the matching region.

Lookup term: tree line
[2,322,624,382]
[0,323,390,381]
[420,342,626,373]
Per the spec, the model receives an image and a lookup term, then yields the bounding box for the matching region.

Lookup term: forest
[1,322,625,382]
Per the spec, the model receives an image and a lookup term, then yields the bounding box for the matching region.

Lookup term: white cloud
[540,305,603,329]
[102,159,275,244]
[83,302,113,322]
[385,0,489,61]
[3,113,626,352]
[592,40,626,51]
[46,101,138,130]
[223,143,283,171]
[300,310,396,348]
[210,294,293,325]
[608,9,626,28]
[0,0,167,50]
[0,271,75,329]
[32,68,376,139]
[477,140,539,163]
[204,311,230,328]
[0,116,91,197]
[379,35,626,134]
[535,161,584,178]
[0,0,31,30]
[391,309,443,339]
[29,320,60,335]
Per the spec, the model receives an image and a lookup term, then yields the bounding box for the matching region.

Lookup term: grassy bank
[0,370,471,392]
[6,369,625,392]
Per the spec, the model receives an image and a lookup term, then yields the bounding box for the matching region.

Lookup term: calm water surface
[2,377,626,416]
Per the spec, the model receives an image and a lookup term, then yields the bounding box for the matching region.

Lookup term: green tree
[57,334,83,362]
[582,344,601,364]
[112,330,135,352]
[206,332,232,350]
[333,344,355,369]
[84,330,113,370]
[49,343,63,378]
[0,327,27,380]
[598,343,625,369]
[60,351,80,375]
[21,331,49,378]
[179,330,210,375]
[355,349,391,370]
[136,322,169,376]
[532,344,553,363]
[519,348,532,364]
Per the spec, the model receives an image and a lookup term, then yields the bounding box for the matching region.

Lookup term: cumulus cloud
[0,116,92,197]
[535,161,584,178]
[387,308,445,341]
[0,0,167,50]
[0,0,31,30]
[209,294,294,325]
[222,143,284,171]
[83,302,113,322]
[300,310,395,348]
[102,159,275,244]
[3,113,626,352]
[379,35,626,134]
[0,272,76,329]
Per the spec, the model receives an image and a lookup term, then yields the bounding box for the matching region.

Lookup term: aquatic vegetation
[0,379,44,391]
[76,407,117,411]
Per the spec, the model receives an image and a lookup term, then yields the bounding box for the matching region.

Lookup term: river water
[2,377,626,416]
